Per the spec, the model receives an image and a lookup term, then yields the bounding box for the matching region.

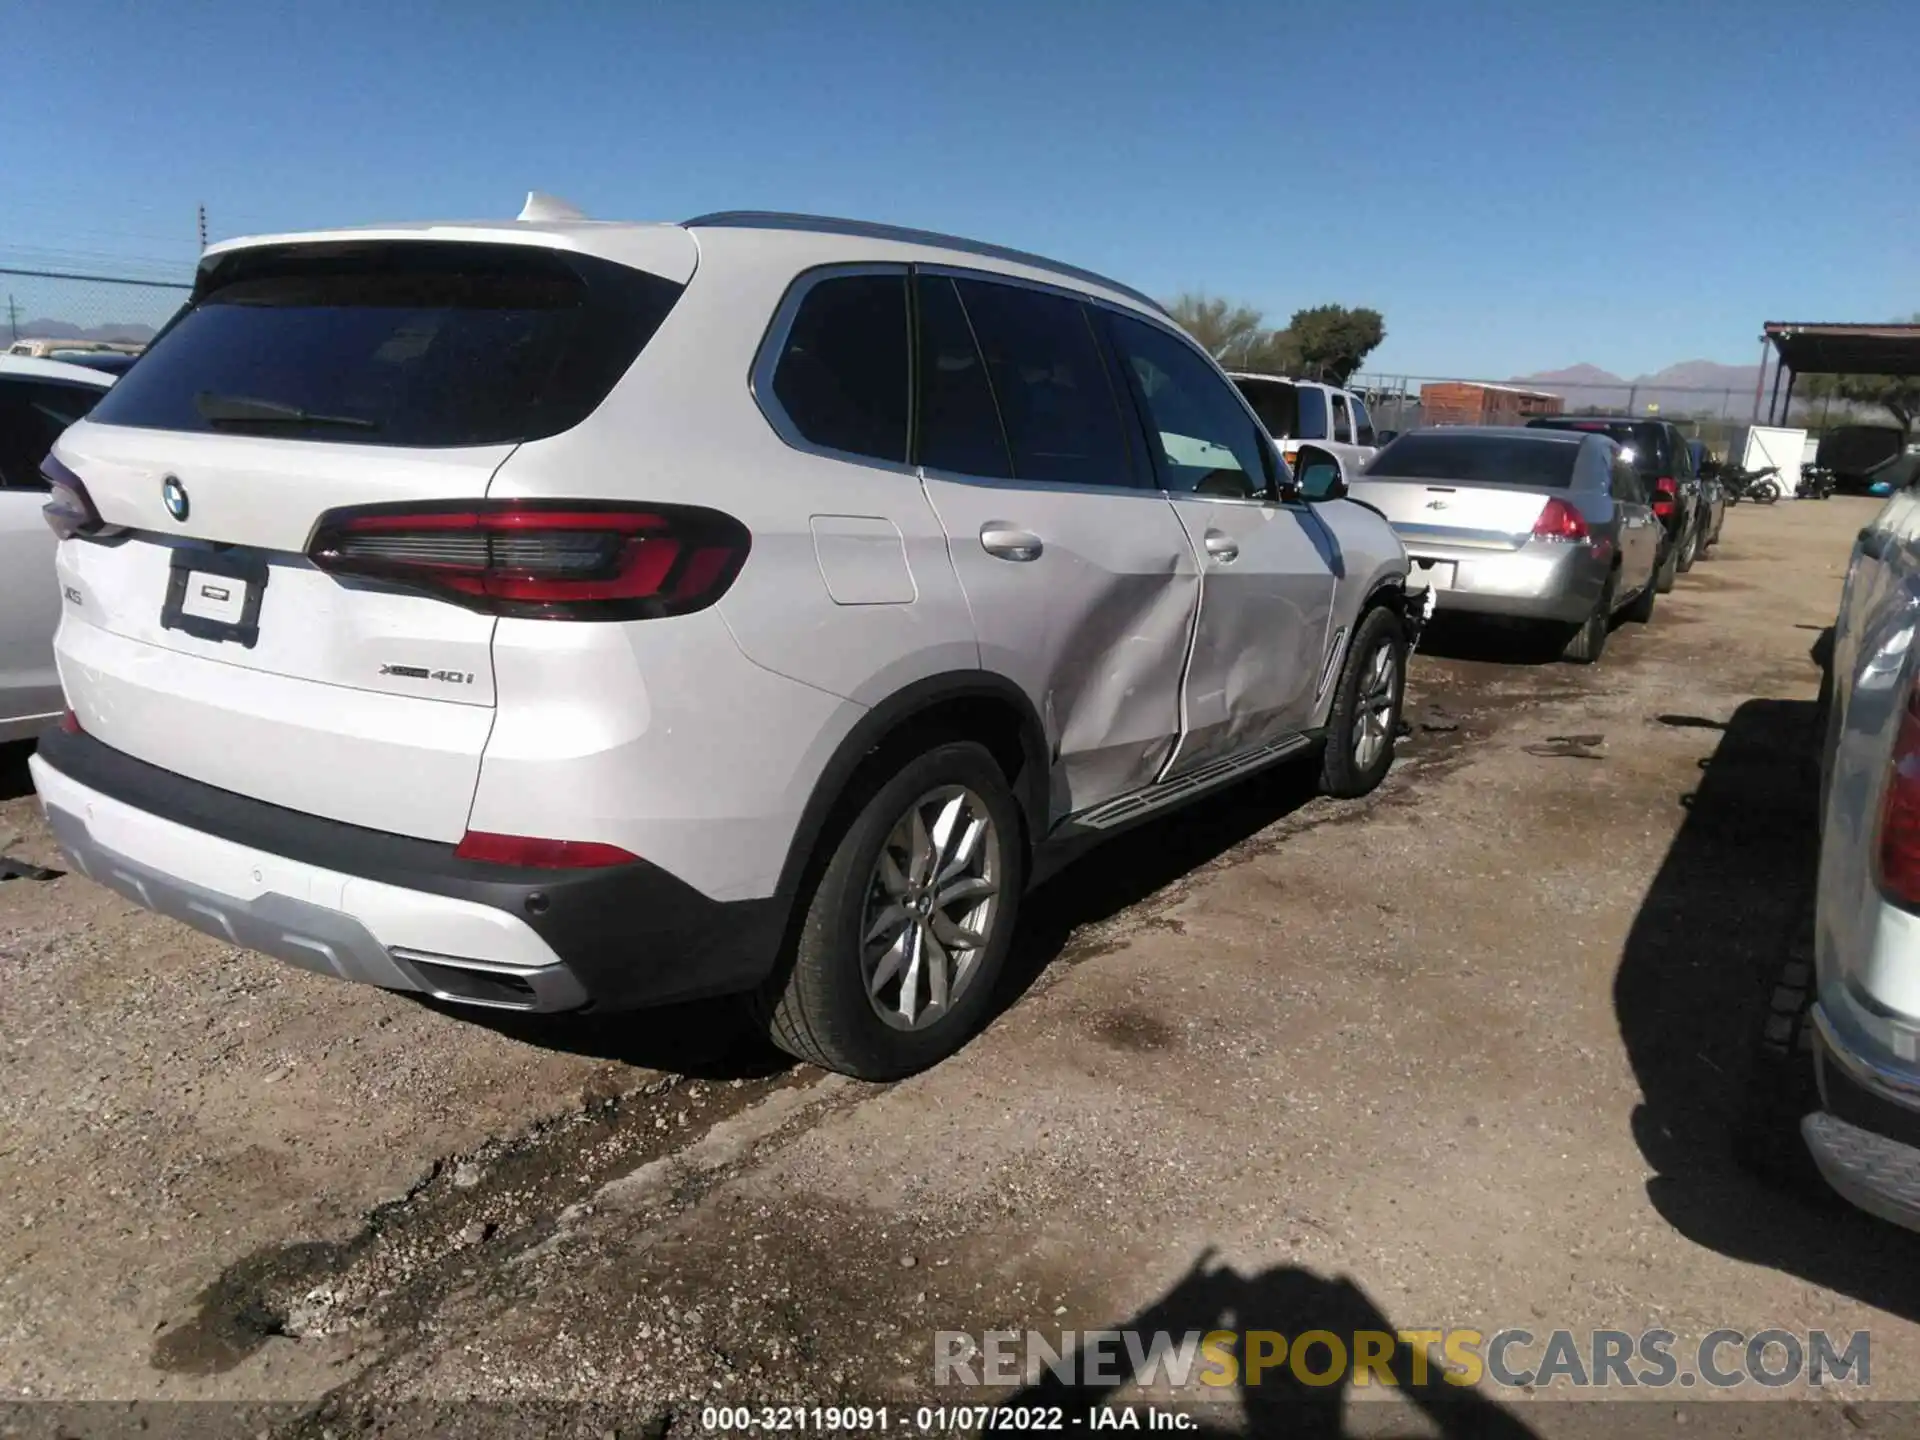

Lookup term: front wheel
[1320,605,1406,799]
[1623,571,1656,624]
[758,741,1023,1080]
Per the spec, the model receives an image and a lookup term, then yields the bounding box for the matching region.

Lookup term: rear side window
[1352,396,1376,446]
[1295,385,1329,439]
[953,279,1134,488]
[914,275,1012,478]
[1610,452,1646,502]
[769,272,910,463]
[92,243,684,449]
[1106,313,1270,500]
[0,378,106,488]
[1370,433,1580,488]
[1233,377,1298,439]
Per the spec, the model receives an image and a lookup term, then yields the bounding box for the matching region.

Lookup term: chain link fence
[2,265,191,358]
[1346,372,1806,460]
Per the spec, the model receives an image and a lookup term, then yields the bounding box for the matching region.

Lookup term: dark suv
[1526,416,1703,591]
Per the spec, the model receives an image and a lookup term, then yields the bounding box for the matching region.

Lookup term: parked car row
[2,202,1753,1084]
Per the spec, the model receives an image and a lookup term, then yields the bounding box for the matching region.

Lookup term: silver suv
[31,203,1414,1078]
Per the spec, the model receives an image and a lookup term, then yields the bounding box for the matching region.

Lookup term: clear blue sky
[6,0,1913,378]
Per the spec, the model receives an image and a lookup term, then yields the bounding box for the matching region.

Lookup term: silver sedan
[1348,427,1662,663]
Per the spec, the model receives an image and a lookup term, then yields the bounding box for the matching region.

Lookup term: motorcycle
[1797,465,1837,500]
[1716,463,1781,505]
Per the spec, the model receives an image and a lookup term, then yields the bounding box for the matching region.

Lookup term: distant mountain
[12,318,159,344]
[1512,359,1765,417]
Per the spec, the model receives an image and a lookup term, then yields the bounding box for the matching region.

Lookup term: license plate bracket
[1412,558,1456,590]
[160,547,270,649]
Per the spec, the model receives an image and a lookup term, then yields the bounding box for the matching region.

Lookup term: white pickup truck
[1230,373,1381,480]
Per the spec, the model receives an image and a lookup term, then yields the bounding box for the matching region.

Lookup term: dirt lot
[4,495,1916,1436]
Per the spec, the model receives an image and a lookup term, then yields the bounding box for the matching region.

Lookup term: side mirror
[1295,446,1348,502]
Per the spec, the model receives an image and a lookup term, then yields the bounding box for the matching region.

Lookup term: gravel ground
[1,496,1910,1437]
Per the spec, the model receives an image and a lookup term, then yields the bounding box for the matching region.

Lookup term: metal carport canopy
[1764,322,1920,377]
[1755,322,1920,423]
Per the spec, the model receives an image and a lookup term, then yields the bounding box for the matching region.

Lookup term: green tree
[1284,304,1386,385]
[1164,292,1274,370]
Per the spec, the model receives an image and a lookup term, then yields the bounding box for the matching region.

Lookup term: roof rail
[682,211,1166,316]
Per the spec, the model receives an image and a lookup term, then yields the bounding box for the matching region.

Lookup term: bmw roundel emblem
[161,476,190,522]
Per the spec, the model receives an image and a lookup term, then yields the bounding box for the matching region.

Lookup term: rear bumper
[1404,541,1607,625]
[1805,1002,1920,1232]
[29,727,783,1014]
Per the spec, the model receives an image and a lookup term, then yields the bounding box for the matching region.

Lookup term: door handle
[1204,531,1239,563]
[980,524,1043,561]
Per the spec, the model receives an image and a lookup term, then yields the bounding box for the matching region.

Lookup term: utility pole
[197,204,207,252]
[6,294,19,342]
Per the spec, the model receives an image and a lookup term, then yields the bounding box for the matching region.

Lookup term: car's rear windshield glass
[87,242,684,448]
[1233,378,1298,439]
[1368,433,1579,487]
[1530,419,1666,471]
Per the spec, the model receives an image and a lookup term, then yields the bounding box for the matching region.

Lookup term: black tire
[1754,480,1780,505]
[1654,538,1679,593]
[1319,605,1406,799]
[757,740,1023,1080]
[1623,570,1656,625]
[1560,577,1613,664]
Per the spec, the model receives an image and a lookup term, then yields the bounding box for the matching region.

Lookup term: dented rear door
[916,274,1197,824]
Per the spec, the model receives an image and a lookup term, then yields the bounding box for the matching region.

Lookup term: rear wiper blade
[195,391,379,431]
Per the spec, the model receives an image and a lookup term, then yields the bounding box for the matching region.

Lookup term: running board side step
[1065,732,1316,833]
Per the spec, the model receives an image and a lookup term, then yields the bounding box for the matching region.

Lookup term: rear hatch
[1352,431,1581,550]
[48,235,689,841]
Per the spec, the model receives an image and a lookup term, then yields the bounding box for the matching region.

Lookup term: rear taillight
[1531,497,1590,543]
[454,830,640,869]
[1878,684,1920,907]
[40,456,116,541]
[58,708,82,735]
[307,500,750,621]
[1652,476,1678,519]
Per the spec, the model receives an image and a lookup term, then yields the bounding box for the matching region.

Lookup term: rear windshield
[1294,385,1329,440]
[1367,433,1580,488]
[88,242,684,448]
[1528,418,1668,472]
[1232,377,1298,439]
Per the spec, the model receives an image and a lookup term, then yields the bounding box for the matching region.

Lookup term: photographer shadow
[984,1251,1536,1439]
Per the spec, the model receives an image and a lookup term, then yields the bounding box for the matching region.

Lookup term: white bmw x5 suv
[30,205,1414,1078]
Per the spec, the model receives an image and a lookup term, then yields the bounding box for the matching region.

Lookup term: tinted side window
[1672,429,1695,479]
[953,279,1133,488]
[914,275,1012,479]
[770,273,909,463]
[0,379,106,489]
[1107,313,1271,501]
[1351,396,1376,446]
[1295,385,1329,439]
[1329,391,1353,443]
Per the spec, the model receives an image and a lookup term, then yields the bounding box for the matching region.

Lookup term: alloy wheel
[1353,641,1399,771]
[860,785,1001,1032]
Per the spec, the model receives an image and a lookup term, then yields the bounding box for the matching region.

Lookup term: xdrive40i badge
[380,664,475,685]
